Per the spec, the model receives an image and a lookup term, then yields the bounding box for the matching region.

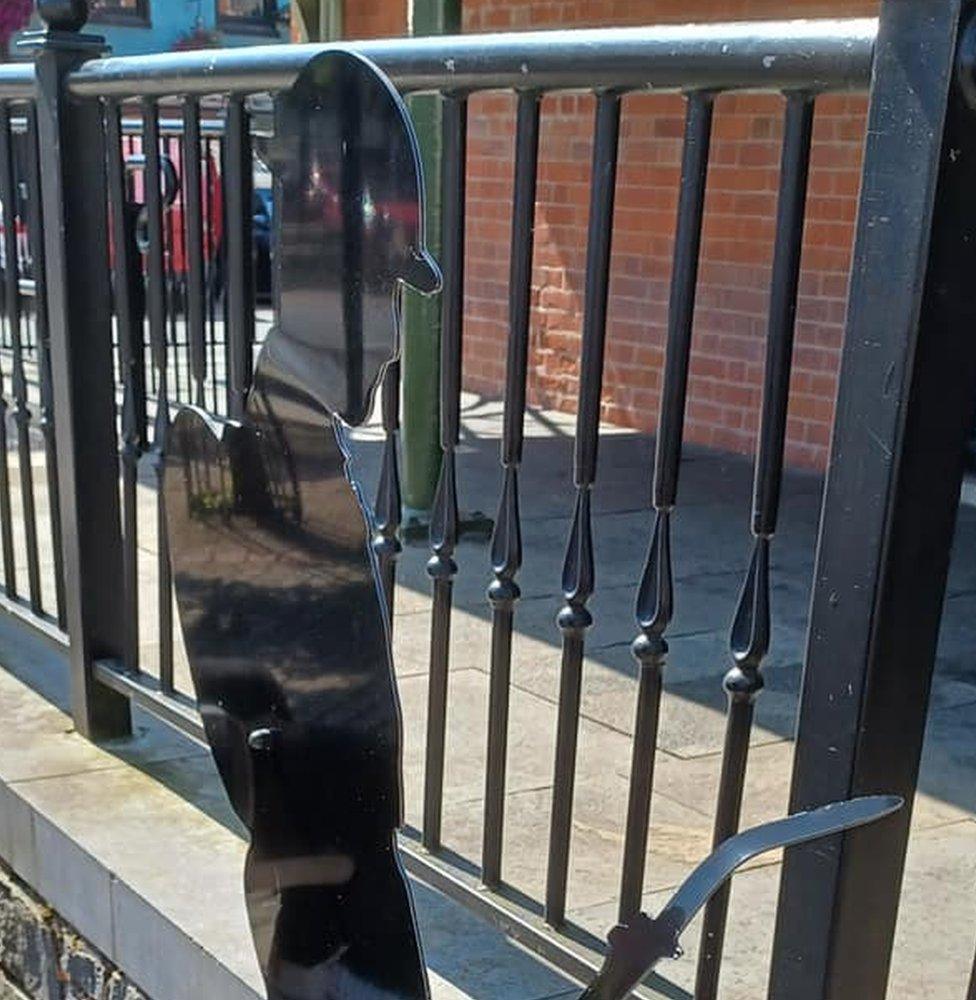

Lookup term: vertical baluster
[224,96,254,420]
[15,165,29,361]
[482,90,541,890]
[174,135,188,404]
[13,129,31,360]
[133,129,157,406]
[183,98,207,407]
[170,134,188,405]
[0,103,39,611]
[0,107,15,598]
[545,90,622,929]
[211,140,222,413]
[211,153,218,407]
[144,101,174,692]
[373,357,402,626]
[128,128,149,462]
[0,219,5,352]
[164,159,180,406]
[618,91,714,921]
[694,91,814,1000]
[0,204,5,352]
[422,92,466,853]
[204,138,218,412]
[106,99,142,673]
[24,102,64,625]
[219,130,229,413]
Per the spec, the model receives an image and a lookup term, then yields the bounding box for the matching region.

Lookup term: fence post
[769,1,976,996]
[25,1,130,739]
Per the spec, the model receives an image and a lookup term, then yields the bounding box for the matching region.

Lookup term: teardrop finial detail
[724,535,771,704]
[37,0,88,31]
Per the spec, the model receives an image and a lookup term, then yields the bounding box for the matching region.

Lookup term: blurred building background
[309,0,878,472]
[3,0,290,57]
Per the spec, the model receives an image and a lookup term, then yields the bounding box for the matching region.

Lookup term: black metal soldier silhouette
[165,50,440,1000]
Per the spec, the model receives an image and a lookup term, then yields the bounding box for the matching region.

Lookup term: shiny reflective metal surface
[165,50,439,999]
[67,19,878,98]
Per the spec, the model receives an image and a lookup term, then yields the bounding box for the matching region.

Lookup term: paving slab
[434,778,711,914]
[888,819,976,999]
[396,666,630,818]
[0,667,199,785]
[910,699,976,827]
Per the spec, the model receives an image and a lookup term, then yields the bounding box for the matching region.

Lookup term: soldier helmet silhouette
[266,48,441,425]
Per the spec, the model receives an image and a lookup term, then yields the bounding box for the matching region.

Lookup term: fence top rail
[67,18,877,100]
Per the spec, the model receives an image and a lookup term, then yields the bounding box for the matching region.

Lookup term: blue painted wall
[92,1,289,56]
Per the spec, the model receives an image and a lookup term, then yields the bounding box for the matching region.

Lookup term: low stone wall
[0,863,148,1000]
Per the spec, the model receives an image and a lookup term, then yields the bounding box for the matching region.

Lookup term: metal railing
[0,2,975,998]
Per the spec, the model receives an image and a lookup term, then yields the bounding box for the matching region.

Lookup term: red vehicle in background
[122,132,225,299]
[3,120,271,312]
[124,128,273,305]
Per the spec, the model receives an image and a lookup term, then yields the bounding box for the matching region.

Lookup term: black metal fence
[1,2,975,998]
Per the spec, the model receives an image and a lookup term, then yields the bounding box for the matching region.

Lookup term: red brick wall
[343,2,407,38]
[346,0,877,469]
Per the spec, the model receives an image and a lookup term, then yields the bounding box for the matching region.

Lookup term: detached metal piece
[165,49,439,1000]
[580,795,902,1000]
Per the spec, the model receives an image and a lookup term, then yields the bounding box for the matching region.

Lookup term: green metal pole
[290,0,342,42]
[401,0,460,514]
